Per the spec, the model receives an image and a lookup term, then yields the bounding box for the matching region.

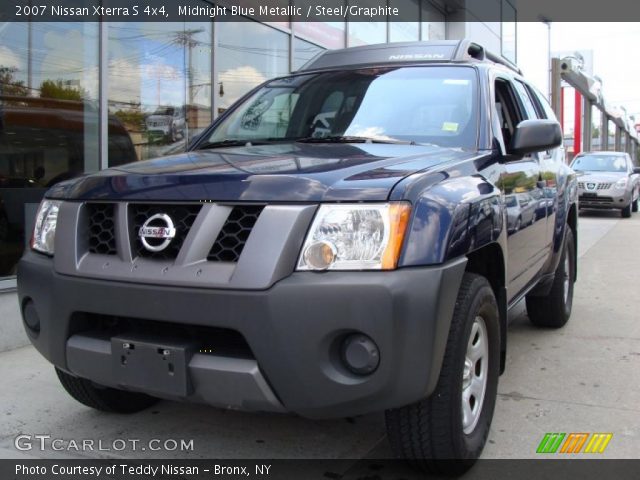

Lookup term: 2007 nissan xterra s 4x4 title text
[18,40,577,474]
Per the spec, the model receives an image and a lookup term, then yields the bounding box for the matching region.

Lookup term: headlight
[615,178,628,189]
[297,203,411,271]
[31,200,61,255]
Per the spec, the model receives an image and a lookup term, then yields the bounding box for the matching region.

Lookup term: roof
[297,39,522,75]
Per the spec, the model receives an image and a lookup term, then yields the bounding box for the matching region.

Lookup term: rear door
[522,83,566,248]
[493,75,548,300]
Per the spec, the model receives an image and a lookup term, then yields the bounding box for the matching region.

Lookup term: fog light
[303,241,337,270]
[23,300,41,334]
[341,333,380,375]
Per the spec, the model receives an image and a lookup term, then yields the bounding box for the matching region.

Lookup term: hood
[577,171,626,183]
[46,143,478,202]
[146,115,171,123]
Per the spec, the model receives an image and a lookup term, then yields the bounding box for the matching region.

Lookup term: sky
[519,22,640,132]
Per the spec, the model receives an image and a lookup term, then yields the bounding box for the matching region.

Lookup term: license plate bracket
[111,335,197,397]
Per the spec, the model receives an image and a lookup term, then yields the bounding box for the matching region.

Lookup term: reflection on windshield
[571,155,627,172]
[202,66,478,149]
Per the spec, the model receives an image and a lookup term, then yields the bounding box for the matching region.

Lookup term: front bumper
[17,252,466,419]
[578,188,630,209]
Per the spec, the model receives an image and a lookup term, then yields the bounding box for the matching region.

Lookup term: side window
[494,78,525,153]
[513,80,539,119]
[530,86,558,122]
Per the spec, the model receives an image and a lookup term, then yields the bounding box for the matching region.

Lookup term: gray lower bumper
[17,252,466,419]
[578,190,630,209]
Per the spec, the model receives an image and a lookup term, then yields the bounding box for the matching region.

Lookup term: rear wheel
[526,227,575,328]
[56,368,158,413]
[385,273,500,475]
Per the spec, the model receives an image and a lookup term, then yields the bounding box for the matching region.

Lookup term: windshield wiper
[295,135,415,145]
[197,139,277,150]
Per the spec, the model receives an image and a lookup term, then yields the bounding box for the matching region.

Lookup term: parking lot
[1,211,639,467]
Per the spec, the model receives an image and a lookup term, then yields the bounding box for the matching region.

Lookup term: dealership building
[0,1,520,293]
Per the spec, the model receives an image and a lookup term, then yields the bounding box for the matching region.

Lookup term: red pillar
[574,89,582,156]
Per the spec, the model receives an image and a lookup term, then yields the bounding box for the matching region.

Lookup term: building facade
[0,0,517,282]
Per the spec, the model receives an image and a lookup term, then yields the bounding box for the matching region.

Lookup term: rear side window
[513,80,539,120]
[528,85,558,121]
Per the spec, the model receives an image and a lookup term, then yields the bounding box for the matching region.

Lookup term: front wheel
[632,195,639,213]
[622,202,632,218]
[385,273,500,475]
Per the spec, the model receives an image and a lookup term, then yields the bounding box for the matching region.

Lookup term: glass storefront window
[501,0,517,64]
[107,22,212,166]
[0,22,98,277]
[348,22,387,46]
[421,1,446,40]
[389,22,419,43]
[295,22,346,49]
[389,0,419,43]
[216,22,289,115]
[293,38,325,70]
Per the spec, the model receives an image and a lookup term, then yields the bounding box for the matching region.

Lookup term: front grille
[130,204,201,259]
[208,205,264,262]
[86,203,117,255]
[579,182,612,190]
[580,195,613,203]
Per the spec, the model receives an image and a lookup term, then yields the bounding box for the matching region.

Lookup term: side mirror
[633,167,640,175]
[510,119,563,156]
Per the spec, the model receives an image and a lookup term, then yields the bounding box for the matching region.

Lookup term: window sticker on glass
[442,122,459,132]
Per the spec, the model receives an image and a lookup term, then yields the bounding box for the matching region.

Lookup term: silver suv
[571,151,640,217]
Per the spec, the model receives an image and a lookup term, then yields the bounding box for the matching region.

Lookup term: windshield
[152,107,175,116]
[571,154,628,172]
[202,66,478,149]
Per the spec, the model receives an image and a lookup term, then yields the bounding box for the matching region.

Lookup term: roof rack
[297,39,523,75]
[453,39,522,75]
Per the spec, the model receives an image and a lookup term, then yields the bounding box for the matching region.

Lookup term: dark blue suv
[18,40,577,474]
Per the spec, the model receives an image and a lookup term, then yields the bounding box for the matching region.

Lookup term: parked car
[146,106,186,143]
[505,192,538,232]
[18,40,577,475]
[571,151,640,217]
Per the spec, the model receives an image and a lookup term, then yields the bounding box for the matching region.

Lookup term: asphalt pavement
[1,210,638,466]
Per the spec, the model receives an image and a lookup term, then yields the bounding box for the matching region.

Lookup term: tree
[0,66,29,96]
[39,79,86,101]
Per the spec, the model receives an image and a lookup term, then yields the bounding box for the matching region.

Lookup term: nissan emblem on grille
[586,182,596,190]
[138,213,177,252]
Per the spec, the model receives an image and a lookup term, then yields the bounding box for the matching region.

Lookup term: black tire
[632,196,638,213]
[526,227,575,328]
[55,367,158,413]
[622,202,632,218]
[385,273,500,476]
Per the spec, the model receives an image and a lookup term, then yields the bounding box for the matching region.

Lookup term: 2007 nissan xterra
[18,40,577,474]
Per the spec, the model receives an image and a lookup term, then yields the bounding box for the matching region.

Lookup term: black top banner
[2,0,640,22]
